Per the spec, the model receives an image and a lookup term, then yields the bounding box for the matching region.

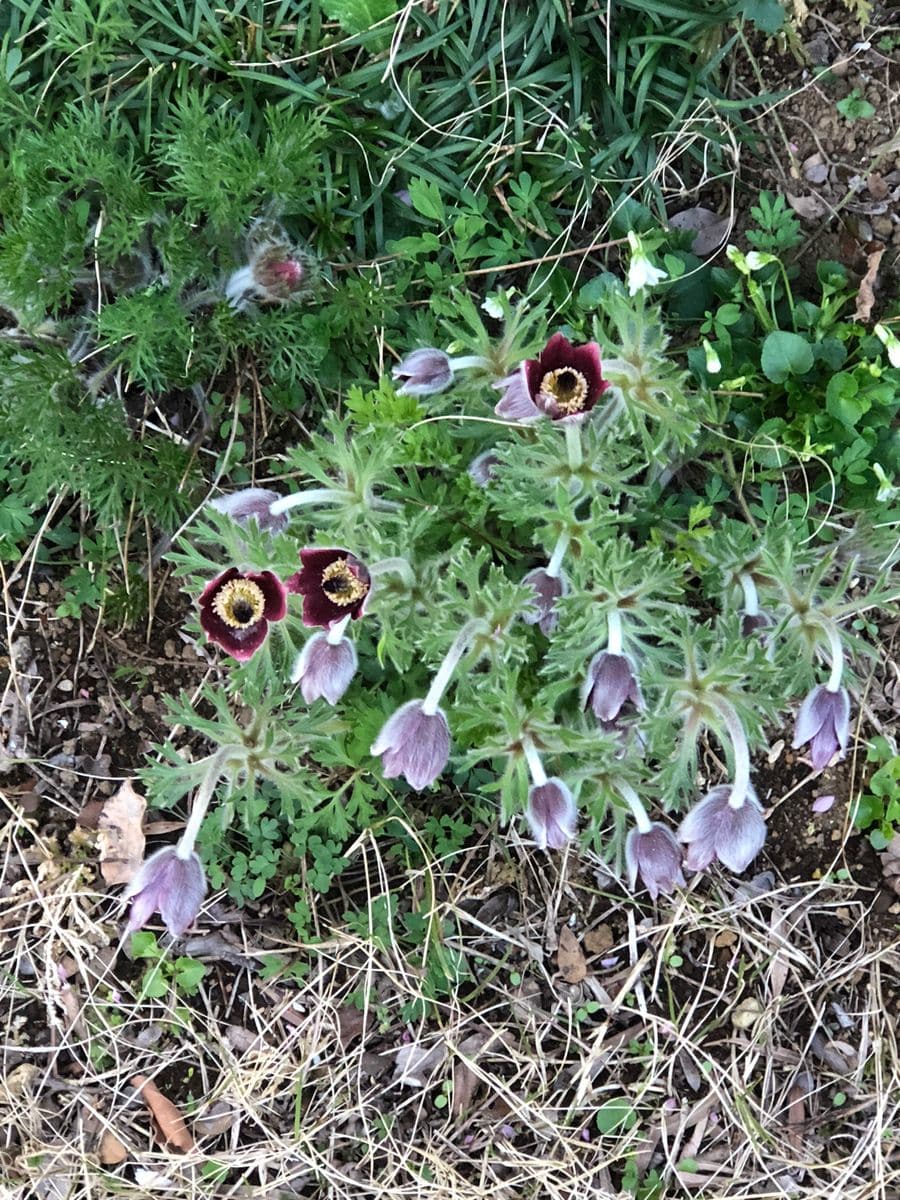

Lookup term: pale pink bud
[678,785,766,874]
[625,823,685,899]
[521,567,567,636]
[124,847,207,939]
[392,348,453,396]
[525,778,577,850]
[371,700,450,790]
[292,633,357,704]
[209,487,288,534]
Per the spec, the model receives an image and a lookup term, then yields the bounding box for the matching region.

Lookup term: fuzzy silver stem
[269,488,348,516]
[522,737,547,787]
[422,619,485,716]
[369,556,416,588]
[326,614,351,646]
[546,533,570,580]
[617,781,652,834]
[710,697,751,810]
[447,354,490,372]
[176,747,234,859]
[824,622,844,692]
[606,609,624,656]
[564,420,583,473]
[739,572,759,617]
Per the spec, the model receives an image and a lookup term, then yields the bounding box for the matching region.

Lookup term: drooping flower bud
[678,785,766,874]
[392,348,453,396]
[286,548,371,628]
[582,651,643,724]
[792,684,850,771]
[467,450,500,487]
[209,488,288,534]
[198,568,287,661]
[740,610,773,638]
[521,567,567,636]
[225,240,306,310]
[371,700,450,790]
[625,823,685,899]
[525,778,577,850]
[291,632,357,704]
[124,847,207,939]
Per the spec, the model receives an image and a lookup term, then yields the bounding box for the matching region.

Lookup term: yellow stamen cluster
[212,578,266,628]
[321,558,369,607]
[539,367,589,414]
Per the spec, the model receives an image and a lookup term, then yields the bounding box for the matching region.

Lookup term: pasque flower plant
[143,274,898,941]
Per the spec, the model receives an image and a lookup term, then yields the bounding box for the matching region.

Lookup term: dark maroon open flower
[198,567,287,661]
[523,333,610,421]
[286,548,371,628]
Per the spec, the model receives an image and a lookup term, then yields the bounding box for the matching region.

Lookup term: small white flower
[745,251,777,272]
[626,232,667,296]
[702,338,722,375]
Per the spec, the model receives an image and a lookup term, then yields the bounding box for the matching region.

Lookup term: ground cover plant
[1,1,899,1198]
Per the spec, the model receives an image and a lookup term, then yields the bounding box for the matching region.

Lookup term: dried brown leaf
[131,1074,194,1153]
[193,1099,236,1139]
[97,780,146,885]
[557,926,587,984]
[854,246,885,322]
[98,1129,129,1165]
[667,206,730,257]
[583,923,613,955]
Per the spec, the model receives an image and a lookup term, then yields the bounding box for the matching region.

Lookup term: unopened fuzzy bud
[371,699,450,790]
[124,846,207,939]
[526,778,577,850]
[292,633,357,704]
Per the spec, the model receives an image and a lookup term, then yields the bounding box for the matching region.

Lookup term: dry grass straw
[0,784,897,1199]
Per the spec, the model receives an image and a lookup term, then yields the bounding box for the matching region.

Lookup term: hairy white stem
[711,697,751,810]
[739,572,759,617]
[369,557,416,588]
[269,488,347,516]
[565,420,582,473]
[824,622,844,692]
[176,747,234,859]
[422,620,484,716]
[546,533,570,580]
[606,609,624,656]
[447,354,489,371]
[522,737,547,787]
[326,614,351,646]
[617,781,652,834]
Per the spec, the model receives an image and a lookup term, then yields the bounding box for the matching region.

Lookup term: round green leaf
[760,331,814,383]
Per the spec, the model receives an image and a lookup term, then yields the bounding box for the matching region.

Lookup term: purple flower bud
[625,823,685,900]
[791,684,850,771]
[251,246,305,300]
[525,778,577,850]
[740,610,772,638]
[209,488,288,534]
[292,633,357,704]
[582,651,643,724]
[467,450,499,487]
[371,700,450,790]
[392,348,453,396]
[678,784,766,874]
[521,568,567,636]
[493,368,541,421]
[124,846,207,939]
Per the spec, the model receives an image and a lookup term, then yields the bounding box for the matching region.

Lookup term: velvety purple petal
[125,847,207,938]
[371,700,450,790]
[627,824,685,899]
[714,802,766,874]
[248,570,287,622]
[392,348,453,396]
[526,779,576,850]
[809,724,839,771]
[521,568,566,635]
[293,634,357,704]
[197,568,274,661]
[792,684,829,749]
[584,652,637,722]
[493,368,541,421]
[209,488,287,533]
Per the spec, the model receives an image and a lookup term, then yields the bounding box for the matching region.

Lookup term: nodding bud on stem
[521,568,567,636]
[792,684,850,771]
[209,488,288,534]
[392,348,453,396]
[525,778,577,850]
[370,700,451,791]
[291,632,357,705]
[124,847,207,939]
[582,652,643,725]
[625,823,685,899]
[678,785,766,874]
